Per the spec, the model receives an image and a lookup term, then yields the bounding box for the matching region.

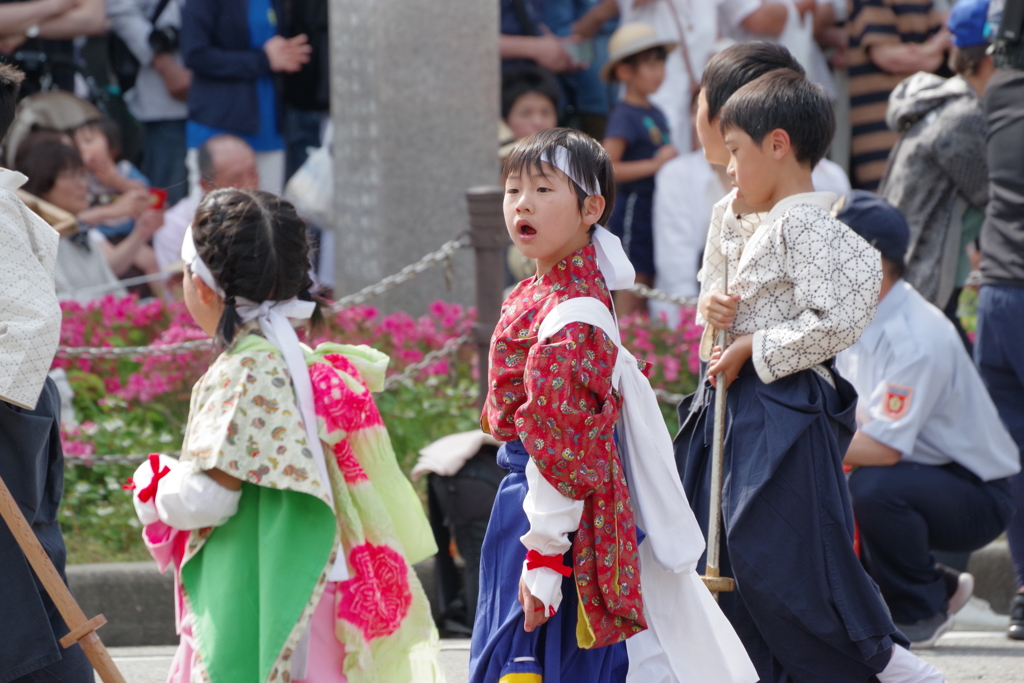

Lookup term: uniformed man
[834,191,1020,649]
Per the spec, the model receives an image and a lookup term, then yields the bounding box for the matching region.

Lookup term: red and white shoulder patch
[882,384,913,420]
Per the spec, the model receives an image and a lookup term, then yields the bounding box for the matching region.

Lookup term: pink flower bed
[54,296,702,459]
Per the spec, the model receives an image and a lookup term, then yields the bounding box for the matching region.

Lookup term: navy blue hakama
[469,440,628,683]
[674,360,906,683]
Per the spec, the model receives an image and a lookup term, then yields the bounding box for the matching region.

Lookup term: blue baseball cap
[834,191,910,263]
[948,0,992,48]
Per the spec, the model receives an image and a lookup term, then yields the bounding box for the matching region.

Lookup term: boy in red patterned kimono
[469,127,754,683]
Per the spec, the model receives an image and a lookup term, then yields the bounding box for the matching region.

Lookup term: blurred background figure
[974,0,1024,642]
[153,133,258,271]
[107,0,191,206]
[180,0,311,195]
[16,134,164,302]
[276,0,329,180]
[500,65,560,157]
[879,0,996,354]
[848,0,951,190]
[0,0,106,98]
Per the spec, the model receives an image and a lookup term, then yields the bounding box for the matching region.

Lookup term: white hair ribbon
[180,228,348,588]
[539,146,636,291]
[180,224,225,297]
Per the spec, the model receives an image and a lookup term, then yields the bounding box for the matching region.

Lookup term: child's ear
[770,128,792,161]
[582,195,606,226]
[192,272,219,306]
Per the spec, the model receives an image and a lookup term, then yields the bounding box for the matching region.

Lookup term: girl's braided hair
[191,188,324,346]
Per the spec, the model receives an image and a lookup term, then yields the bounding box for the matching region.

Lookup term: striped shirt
[848,0,942,191]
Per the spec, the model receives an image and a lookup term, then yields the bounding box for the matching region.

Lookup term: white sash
[538,297,757,683]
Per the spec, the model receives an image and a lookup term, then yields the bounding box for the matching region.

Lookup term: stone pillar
[329,0,499,314]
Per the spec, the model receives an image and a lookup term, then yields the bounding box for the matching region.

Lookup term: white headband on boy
[181,225,348,591]
[540,146,636,291]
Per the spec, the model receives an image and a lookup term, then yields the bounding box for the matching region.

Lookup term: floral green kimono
[176,330,443,683]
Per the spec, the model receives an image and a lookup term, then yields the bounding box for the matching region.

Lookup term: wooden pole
[701,260,735,600]
[0,472,126,683]
[466,186,508,409]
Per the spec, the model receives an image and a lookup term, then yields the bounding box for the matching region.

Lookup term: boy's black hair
[882,256,907,280]
[700,41,805,122]
[949,44,990,76]
[611,46,668,83]
[77,118,125,161]
[502,127,615,226]
[0,64,24,141]
[502,65,560,121]
[719,69,835,168]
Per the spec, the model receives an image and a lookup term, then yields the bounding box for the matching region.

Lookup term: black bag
[107,0,175,94]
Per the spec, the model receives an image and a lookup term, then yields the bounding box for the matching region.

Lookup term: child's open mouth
[518,221,537,239]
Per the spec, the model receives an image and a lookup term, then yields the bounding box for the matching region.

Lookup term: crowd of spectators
[0,0,329,302]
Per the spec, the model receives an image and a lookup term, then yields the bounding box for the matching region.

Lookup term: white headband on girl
[181,225,347,590]
[539,146,636,291]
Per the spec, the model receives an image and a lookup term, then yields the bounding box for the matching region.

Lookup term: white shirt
[697,191,882,383]
[717,0,838,99]
[55,230,127,303]
[836,280,1020,482]
[652,151,729,326]
[0,170,62,409]
[154,191,201,270]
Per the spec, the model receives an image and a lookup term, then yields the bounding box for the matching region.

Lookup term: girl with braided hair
[128,188,444,683]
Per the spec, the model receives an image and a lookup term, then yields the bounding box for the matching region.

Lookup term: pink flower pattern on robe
[336,543,413,641]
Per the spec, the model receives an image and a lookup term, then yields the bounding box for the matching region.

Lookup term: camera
[990,0,1024,70]
[148,26,179,55]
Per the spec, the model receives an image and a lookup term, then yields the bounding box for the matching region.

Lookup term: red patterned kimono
[482,244,646,647]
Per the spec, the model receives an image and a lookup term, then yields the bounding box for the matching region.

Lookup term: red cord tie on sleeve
[526,549,573,577]
[137,453,171,503]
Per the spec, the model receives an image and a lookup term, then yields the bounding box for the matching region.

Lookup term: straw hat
[600,22,677,82]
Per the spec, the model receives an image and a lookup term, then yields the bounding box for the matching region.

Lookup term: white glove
[130,454,242,530]
[155,462,242,530]
[131,454,179,526]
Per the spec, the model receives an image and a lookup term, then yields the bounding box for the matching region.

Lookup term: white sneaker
[948,572,974,616]
[877,645,947,683]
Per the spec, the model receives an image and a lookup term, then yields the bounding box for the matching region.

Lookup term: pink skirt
[146,522,347,683]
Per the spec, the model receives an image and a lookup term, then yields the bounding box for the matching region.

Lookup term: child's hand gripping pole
[701,260,736,601]
[0,472,127,683]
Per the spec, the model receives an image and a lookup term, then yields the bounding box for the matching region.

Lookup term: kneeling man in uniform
[835,191,1020,648]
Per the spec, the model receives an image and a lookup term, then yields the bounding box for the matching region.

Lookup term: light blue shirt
[836,280,1019,481]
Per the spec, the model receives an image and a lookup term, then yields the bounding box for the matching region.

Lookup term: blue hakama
[674,360,906,683]
[470,440,628,683]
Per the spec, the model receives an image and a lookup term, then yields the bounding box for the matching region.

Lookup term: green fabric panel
[182,483,336,683]
[957,206,984,287]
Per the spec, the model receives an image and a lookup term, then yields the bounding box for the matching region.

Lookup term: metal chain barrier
[55,338,214,360]
[55,236,470,359]
[629,283,699,308]
[653,387,687,405]
[382,333,473,390]
[329,235,469,312]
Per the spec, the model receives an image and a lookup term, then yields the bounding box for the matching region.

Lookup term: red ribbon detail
[525,549,572,577]
[137,453,171,503]
[122,477,135,491]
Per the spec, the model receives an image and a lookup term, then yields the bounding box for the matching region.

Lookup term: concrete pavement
[99,634,1022,683]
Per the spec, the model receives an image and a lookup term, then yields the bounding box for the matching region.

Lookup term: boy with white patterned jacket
[675,67,949,683]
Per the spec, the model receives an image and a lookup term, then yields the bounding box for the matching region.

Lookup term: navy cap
[834,191,910,263]
[948,0,991,48]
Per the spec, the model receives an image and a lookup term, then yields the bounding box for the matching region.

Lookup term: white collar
[0,168,29,192]
[761,191,838,228]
